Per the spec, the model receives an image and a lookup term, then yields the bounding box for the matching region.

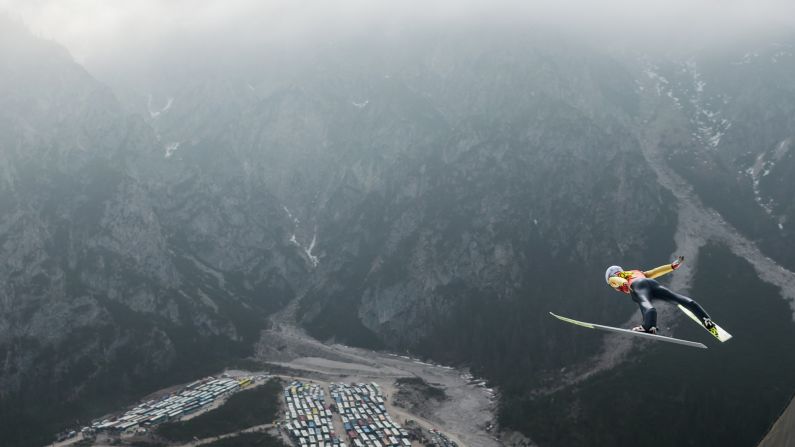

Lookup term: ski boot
[702,318,718,336]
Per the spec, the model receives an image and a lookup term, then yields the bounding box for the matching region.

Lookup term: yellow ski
[550,312,707,349]
[677,305,732,342]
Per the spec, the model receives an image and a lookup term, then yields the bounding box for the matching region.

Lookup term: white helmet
[605,265,623,284]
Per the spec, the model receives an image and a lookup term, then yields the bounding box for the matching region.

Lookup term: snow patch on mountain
[642,61,730,148]
[283,206,300,225]
[305,230,320,267]
[732,52,758,65]
[745,139,791,217]
[771,50,792,63]
[283,206,319,267]
[165,142,181,158]
[147,95,174,119]
[643,65,670,98]
[681,60,731,149]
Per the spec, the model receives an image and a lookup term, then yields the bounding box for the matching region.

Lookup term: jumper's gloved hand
[671,255,684,270]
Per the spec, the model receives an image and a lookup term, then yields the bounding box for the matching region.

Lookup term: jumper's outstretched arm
[643,256,684,279]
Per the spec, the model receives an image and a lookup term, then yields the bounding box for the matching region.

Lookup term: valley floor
[50,323,503,447]
[256,322,503,447]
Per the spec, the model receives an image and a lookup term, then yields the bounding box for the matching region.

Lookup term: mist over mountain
[1,4,795,447]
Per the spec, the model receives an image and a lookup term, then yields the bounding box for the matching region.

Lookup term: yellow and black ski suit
[608,263,711,331]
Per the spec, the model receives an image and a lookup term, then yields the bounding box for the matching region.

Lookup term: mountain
[636,41,795,269]
[758,394,795,447]
[0,17,303,446]
[138,32,680,373]
[2,16,795,447]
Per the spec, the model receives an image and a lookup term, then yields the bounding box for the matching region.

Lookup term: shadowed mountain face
[0,18,305,446]
[2,17,795,447]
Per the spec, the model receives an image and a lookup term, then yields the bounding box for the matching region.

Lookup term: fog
[2,0,794,93]
[4,1,795,57]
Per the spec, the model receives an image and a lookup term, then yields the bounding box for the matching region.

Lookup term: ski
[549,312,708,349]
[677,305,732,342]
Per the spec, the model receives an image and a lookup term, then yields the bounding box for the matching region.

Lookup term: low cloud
[2,0,794,79]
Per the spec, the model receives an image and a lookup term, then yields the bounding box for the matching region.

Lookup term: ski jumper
[608,264,711,331]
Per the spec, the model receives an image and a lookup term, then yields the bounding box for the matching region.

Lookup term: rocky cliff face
[633,41,795,269]
[0,18,304,446]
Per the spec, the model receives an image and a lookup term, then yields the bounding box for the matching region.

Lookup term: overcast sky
[2,0,794,70]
